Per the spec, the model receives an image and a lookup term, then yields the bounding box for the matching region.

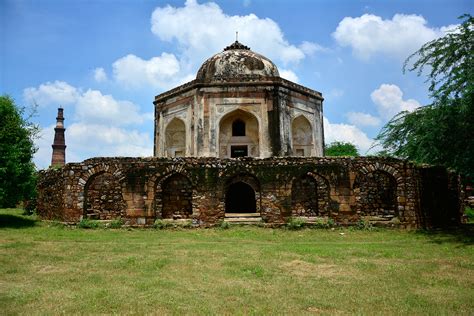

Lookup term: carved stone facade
[154,41,324,158]
[36,157,463,228]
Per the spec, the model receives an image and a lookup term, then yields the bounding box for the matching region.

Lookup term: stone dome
[196,41,280,81]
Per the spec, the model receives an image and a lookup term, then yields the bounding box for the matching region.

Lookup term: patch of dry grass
[1,208,473,314]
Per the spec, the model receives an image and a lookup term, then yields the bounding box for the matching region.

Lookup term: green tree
[325,141,359,157]
[0,95,38,208]
[375,14,474,177]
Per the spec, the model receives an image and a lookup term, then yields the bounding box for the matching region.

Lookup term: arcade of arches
[36,157,463,228]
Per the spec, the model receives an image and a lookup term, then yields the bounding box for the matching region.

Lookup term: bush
[352,219,374,231]
[153,219,167,229]
[154,219,193,229]
[108,218,124,229]
[218,220,231,230]
[465,207,474,222]
[286,217,306,230]
[78,218,101,229]
[313,218,336,229]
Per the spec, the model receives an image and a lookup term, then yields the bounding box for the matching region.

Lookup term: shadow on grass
[0,214,37,228]
[416,224,474,246]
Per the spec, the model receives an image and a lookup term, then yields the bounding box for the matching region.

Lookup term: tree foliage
[376,14,474,178]
[325,141,359,157]
[0,95,38,208]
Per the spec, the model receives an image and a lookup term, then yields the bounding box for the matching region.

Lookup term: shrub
[78,218,101,229]
[286,217,306,230]
[153,219,166,229]
[465,207,474,222]
[108,218,124,229]
[154,219,193,229]
[218,220,231,230]
[313,218,336,229]
[353,219,374,231]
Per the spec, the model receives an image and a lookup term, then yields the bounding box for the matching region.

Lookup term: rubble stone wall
[36,157,462,228]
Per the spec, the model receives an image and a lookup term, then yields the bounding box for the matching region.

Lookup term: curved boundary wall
[36,157,463,228]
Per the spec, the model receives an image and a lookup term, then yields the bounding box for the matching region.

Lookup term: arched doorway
[225,181,256,213]
[218,109,259,158]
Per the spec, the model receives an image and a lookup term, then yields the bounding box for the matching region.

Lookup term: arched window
[292,116,313,156]
[232,119,246,136]
[165,118,186,157]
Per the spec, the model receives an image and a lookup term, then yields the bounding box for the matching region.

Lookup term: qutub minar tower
[51,107,66,167]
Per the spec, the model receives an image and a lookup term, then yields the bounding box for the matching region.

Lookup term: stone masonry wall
[36,157,463,228]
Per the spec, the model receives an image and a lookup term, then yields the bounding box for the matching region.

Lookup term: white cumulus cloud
[75,89,149,126]
[150,0,316,66]
[93,67,108,82]
[24,81,79,107]
[279,69,299,82]
[333,13,458,60]
[67,123,153,158]
[112,53,181,89]
[346,112,381,127]
[324,117,374,154]
[371,84,420,119]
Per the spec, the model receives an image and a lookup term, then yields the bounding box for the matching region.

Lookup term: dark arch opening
[232,119,246,136]
[225,182,256,213]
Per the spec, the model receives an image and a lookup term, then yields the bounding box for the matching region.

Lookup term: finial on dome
[236,31,238,41]
[223,38,250,51]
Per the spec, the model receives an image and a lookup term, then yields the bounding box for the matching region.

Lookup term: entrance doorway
[231,145,248,158]
[225,181,256,213]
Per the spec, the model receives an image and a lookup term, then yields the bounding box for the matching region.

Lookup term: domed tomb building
[154,41,324,158]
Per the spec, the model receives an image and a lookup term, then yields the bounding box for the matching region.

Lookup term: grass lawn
[1,209,473,314]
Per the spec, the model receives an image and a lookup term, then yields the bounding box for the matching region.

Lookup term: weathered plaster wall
[37,157,462,228]
[154,79,324,159]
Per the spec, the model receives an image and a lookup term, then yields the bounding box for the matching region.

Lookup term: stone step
[225,212,260,218]
[225,217,262,223]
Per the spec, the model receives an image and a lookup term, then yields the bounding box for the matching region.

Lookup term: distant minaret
[51,107,66,167]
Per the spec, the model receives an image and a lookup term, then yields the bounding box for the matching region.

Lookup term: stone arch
[83,171,125,219]
[291,115,313,157]
[290,172,330,216]
[224,173,261,214]
[353,168,399,218]
[154,172,193,219]
[218,109,260,158]
[165,118,186,157]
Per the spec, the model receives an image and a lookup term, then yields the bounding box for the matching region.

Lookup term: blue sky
[1,0,471,169]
